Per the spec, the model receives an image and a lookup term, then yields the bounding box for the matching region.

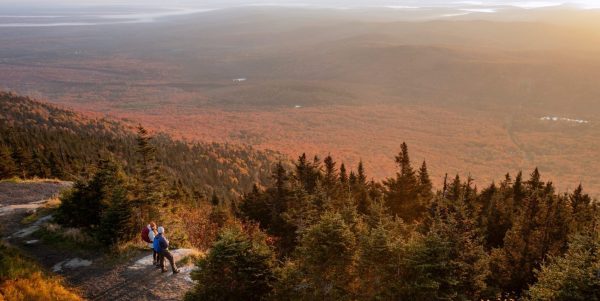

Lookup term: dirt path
[0,181,196,301]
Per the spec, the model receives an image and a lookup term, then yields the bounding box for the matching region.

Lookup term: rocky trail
[0,181,196,301]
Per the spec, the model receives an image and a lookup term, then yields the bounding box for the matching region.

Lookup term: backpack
[141,226,151,243]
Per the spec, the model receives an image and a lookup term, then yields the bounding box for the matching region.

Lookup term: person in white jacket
[147,222,158,266]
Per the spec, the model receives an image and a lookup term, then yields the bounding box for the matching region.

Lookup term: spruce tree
[56,157,128,230]
[48,151,63,179]
[357,160,367,185]
[446,174,463,203]
[527,234,600,301]
[513,171,526,206]
[489,190,570,294]
[210,191,220,206]
[417,160,433,198]
[527,168,543,191]
[570,184,595,233]
[98,187,135,246]
[322,155,338,197]
[186,225,276,301]
[276,212,357,300]
[0,145,17,179]
[134,125,164,222]
[11,147,32,178]
[339,163,348,185]
[384,142,421,221]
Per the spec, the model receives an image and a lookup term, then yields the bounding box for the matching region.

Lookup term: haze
[1,1,599,195]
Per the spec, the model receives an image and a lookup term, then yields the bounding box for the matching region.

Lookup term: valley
[1,6,599,194]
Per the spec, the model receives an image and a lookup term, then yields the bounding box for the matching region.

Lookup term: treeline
[187,143,599,301]
[2,92,598,299]
[0,92,280,199]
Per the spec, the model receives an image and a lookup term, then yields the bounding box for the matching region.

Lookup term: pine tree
[527,234,600,301]
[11,147,32,178]
[357,160,367,185]
[322,155,338,197]
[527,168,543,192]
[275,212,357,300]
[446,174,463,203]
[210,191,220,206]
[0,145,17,179]
[479,183,513,249]
[489,190,569,294]
[186,225,276,301]
[97,186,135,246]
[339,162,350,200]
[513,171,525,206]
[349,171,357,187]
[396,208,490,301]
[339,163,348,185]
[295,153,321,193]
[384,142,421,221]
[357,203,408,299]
[570,184,595,233]
[48,151,63,179]
[417,160,433,198]
[134,125,164,222]
[56,157,128,230]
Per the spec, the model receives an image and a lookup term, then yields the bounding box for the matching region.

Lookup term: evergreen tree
[489,190,570,294]
[357,160,367,185]
[349,171,357,187]
[275,212,357,300]
[417,160,433,199]
[11,147,32,178]
[478,183,513,249]
[322,155,338,197]
[570,184,595,233]
[527,168,543,192]
[56,157,128,231]
[134,125,165,222]
[186,225,276,301]
[0,145,17,179]
[339,163,348,185]
[357,203,408,299]
[273,161,289,198]
[239,184,271,228]
[513,171,526,206]
[97,187,135,246]
[210,191,220,206]
[527,234,600,301]
[446,174,463,203]
[294,153,321,194]
[384,142,421,221]
[390,203,489,300]
[47,151,63,179]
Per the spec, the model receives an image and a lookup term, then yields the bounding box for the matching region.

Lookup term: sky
[1,0,600,9]
[1,0,599,27]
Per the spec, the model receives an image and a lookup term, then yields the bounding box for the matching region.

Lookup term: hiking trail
[0,180,197,301]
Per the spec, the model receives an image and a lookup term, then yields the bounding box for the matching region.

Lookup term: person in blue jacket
[153,226,180,274]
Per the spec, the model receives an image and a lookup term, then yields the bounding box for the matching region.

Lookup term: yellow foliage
[0,272,82,301]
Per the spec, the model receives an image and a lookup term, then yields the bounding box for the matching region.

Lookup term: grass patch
[0,177,63,184]
[0,177,23,184]
[33,224,100,252]
[0,243,83,301]
[20,198,61,225]
[176,249,204,267]
[104,241,147,265]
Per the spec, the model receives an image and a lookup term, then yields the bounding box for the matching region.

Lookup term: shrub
[185,224,276,301]
[0,244,82,301]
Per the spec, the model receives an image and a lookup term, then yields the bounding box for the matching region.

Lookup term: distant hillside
[1,8,599,195]
[0,92,282,198]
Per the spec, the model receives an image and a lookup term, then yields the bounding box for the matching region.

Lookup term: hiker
[141,222,159,265]
[153,226,180,274]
